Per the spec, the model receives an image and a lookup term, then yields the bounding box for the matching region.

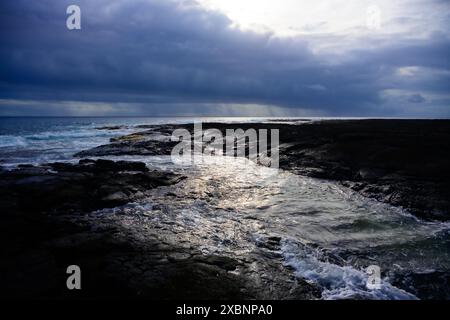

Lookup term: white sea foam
[281,239,418,300]
[0,126,138,166]
[0,135,28,148]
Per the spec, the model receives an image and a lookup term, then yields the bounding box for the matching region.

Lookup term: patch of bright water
[97,155,450,300]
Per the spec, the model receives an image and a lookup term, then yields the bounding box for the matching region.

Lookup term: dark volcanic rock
[187,120,450,221]
[274,120,450,221]
[82,120,450,221]
[0,158,320,299]
[0,159,185,215]
[0,159,214,300]
[95,125,128,130]
[74,140,178,157]
[75,124,185,157]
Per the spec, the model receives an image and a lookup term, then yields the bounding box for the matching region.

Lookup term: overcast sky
[0,0,449,117]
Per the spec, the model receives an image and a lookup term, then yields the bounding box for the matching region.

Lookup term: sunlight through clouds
[198,0,449,37]
[0,0,449,117]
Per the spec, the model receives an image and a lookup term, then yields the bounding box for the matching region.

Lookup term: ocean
[0,116,270,167]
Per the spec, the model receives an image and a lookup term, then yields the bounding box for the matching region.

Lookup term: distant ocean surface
[0,116,277,167]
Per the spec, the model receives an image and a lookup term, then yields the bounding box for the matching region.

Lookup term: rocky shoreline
[78,119,450,222]
[0,159,319,299]
[2,207,318,299]
[1,119,449,299]
[0,159,185,215]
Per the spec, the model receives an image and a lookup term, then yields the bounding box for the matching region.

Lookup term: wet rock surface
[2,119,449,300]
[0,159,185,214]
[207,120,450,221]
[275,120,450,222]
[81,120,450,221]
[74,140,178,157]
[95,125,129,130]
[0,158,319,299]
[75,125,181,157]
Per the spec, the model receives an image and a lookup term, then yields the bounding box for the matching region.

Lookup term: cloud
[0,0,449,117]
[408,94,426,103]
[0,99,327,117]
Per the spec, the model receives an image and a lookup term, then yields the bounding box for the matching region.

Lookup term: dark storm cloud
[0,0,449,116]
[408,94,426,103]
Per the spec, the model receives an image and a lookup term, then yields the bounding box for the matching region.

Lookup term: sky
[0,0,449,117]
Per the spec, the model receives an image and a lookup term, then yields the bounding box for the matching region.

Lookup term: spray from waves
[23,127,133,141]
[281,239,418,300]
[0,128,117,146]
[0,135,28,148]
[0,126,138,166]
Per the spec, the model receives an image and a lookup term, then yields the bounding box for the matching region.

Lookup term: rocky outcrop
[78,120,450,221]
[75,125,185,157]
[275,120,450,221]
[0,158,320,299]
[95,125,128,130]
[0,159,185,215]
[74,140,178,157]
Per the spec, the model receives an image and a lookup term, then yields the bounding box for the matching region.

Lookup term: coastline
[1,119,449,299]
[75,119,450,222]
